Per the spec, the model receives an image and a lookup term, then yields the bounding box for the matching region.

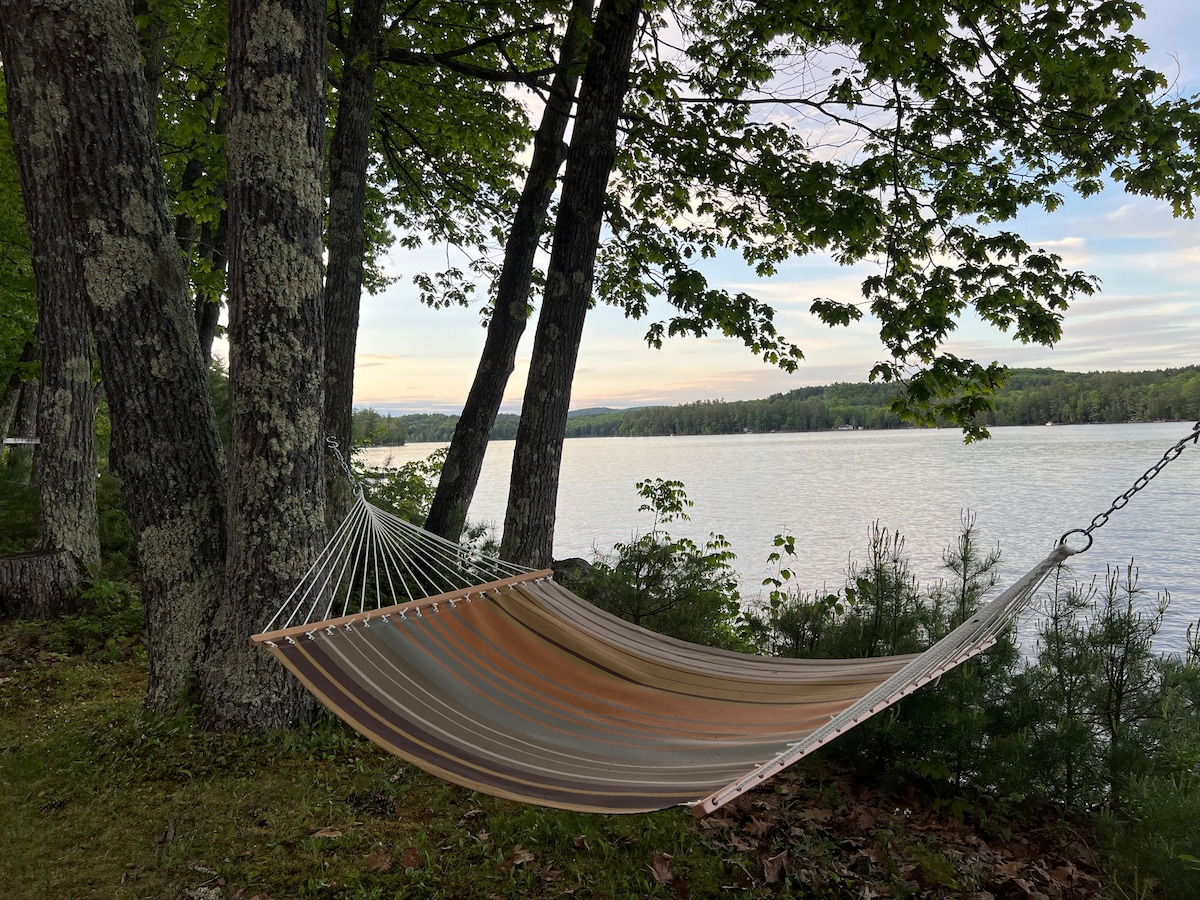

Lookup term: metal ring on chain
[1057,528,1093,555]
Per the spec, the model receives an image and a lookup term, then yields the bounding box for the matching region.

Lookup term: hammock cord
[261,492,533,634]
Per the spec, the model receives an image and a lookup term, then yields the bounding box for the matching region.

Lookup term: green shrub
[562,478,747,651]
[359,448,445,526]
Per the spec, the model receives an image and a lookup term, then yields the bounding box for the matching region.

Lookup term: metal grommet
[1058,528,1093,555]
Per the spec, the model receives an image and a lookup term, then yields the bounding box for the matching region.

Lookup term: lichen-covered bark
[3,37,101,571]
[33,311,100,570]
[323,0,385,531]
[424,0,594,544]
[199,0,326,730]
[501,0,642,567]
[0,0,228,709]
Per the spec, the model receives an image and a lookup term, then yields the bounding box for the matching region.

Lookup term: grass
[0,621,722,899]
[1,602,1113,900]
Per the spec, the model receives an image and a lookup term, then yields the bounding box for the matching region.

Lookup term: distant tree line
[351,407,520,445]
[351,366,1200,445]
[980,367,1200,426]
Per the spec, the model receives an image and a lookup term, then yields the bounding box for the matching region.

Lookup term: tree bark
[4,4,103,579]
[199,0,327,730]
[0,341,36,445]
[501,0,641,567]
[32,277,101,572]
[0,0,228,710]
[323,0,386,532]
[0,549,86,618]
[424,0,594,543]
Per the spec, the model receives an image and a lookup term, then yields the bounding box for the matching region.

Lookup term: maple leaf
[649,850,673,885]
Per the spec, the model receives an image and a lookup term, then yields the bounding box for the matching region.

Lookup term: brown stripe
[272,640,705,812]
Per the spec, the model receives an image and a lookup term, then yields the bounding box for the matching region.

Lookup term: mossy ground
[1,607,1107,900]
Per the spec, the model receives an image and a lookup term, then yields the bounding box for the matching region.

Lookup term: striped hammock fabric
[252,495,1072,815]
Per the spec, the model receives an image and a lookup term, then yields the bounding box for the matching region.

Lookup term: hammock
[252,492,1072,815]
[252,423,1196,814]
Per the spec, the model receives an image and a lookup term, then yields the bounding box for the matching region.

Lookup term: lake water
[359,422,1200,653]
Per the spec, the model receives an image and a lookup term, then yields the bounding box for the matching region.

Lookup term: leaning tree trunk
[5,368,39,473]
[501,0,642,567]
[0,341,37,445]
[199,0,327,731]
[323,0,386,532]
[424,0,594,543]
[0,0,228,711]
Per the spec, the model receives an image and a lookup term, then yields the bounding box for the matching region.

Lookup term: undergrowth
[1,603,1111,900]
[5,461,1198,897]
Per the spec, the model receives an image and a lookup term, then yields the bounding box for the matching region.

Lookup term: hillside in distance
[352,366,1200,445]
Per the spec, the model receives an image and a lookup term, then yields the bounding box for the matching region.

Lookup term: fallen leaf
[499,844,536,872]
[795,807,834,823]
[763,850,787,884]
[649,850,673,885]
[365,851,392,873]
[746,817,774,838]
[399,847,422,869]
[730,834,756,852]
[309,827,342,839]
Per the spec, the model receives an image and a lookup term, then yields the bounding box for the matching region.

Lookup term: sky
[349,0,1200,416]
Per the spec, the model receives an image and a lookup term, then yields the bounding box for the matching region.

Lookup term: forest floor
[0,611,1108,900]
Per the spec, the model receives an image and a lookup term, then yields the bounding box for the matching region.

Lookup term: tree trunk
[1,0,228,711]
[5,2,103,581]
[501,0,642,567]
[200,0,327,730]
[32,283,101,573]
[424,0,594,543]
[0,341,36,445]
[0,549,86,618]
[323,0,386,532]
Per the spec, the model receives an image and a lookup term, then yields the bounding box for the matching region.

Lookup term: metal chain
[1060,420,1200,553]
[326,435,364,495]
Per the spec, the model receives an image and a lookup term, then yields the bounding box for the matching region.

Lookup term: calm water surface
[360,422,1200,651]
